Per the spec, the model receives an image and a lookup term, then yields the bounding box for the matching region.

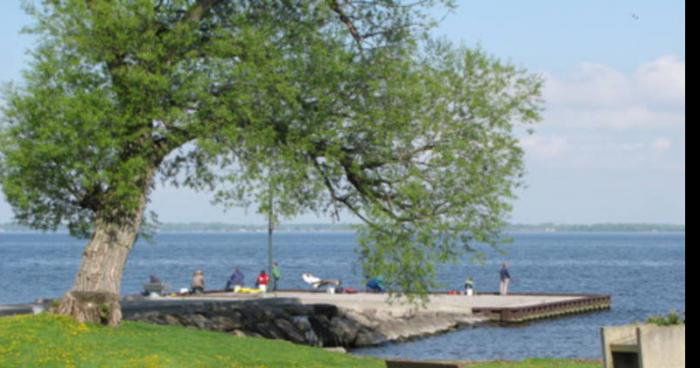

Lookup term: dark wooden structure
[471,293,611,323]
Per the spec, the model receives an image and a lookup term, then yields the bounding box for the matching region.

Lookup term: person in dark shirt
[143,274,165,296]
[499,263,511,295]
[366,277,385,293]
[226,267,245,291]
[464,277,475,296]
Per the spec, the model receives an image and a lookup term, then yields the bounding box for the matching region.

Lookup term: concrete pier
[173,290,611,323]
[177,291,593,311]
[120,294,488,347]
[118,291,610,347]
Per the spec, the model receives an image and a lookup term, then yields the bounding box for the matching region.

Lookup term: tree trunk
[57,174,153,326]
[56,219,138,325]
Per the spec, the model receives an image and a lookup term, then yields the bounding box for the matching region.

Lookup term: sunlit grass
[0,314,383,368]
[0,314,602,367]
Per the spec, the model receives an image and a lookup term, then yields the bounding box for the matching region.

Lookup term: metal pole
[267,180,273,283]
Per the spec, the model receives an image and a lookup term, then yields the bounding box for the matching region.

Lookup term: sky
[0,1,685,225]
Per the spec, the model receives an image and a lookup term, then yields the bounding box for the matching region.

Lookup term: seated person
[255,270,270,292]
[464,277,475,296]
[143,274,167,296]
[366,277,385,293]
[190,270,205,294]
[225,267,245,291]
[302,273,342,289]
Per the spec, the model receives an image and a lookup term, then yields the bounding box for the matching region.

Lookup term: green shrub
[646,310,685,326]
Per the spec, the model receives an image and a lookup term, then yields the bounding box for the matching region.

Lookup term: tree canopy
[1,0,543,300]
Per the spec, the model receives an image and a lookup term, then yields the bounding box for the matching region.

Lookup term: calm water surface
[0,231,685,361]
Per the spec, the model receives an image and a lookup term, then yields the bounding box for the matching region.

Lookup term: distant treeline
[505,223,685,233]
[156,222,357,233]
[0,222,685,233]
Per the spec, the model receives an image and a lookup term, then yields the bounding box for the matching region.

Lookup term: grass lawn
[0,314,601,368]
[0,314,383,368]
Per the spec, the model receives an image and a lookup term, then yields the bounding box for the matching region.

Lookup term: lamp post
[267,179,274,284]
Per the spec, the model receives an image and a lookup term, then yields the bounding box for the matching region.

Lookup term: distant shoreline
[0,222,685,234]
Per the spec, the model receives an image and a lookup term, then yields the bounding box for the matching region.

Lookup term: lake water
[0,231,685,361]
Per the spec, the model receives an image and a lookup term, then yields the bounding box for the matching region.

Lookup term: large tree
[0,0,542,325]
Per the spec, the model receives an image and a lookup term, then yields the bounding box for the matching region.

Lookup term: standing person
[256,270,270,293]
[499,263,511,296]
[271,262,281,291]
[191,270,205,294]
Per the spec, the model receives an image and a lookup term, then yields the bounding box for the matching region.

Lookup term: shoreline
[3,291,611,349]
[0,229,686,235]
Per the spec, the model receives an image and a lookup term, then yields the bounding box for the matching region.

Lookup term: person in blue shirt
[366,277,385,293]
[499,262,511,295]
[226,267,245,291]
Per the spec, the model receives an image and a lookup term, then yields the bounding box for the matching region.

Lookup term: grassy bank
[0,314,600,368]
[0,314,383,368]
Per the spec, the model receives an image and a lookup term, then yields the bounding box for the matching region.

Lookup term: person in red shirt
[256,270,270,292]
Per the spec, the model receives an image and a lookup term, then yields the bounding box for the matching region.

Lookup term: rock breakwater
[121,298,484,348]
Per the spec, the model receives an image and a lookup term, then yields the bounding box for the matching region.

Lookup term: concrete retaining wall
[601,324,685,368]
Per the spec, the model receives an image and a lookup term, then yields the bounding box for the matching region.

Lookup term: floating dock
[468,292,611,323]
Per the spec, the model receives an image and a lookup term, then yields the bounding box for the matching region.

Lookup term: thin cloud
[545,106,683,130]
[543,55,685,130]
[520,135,569,159]
[635,56,685,108]
[650,137,672,153]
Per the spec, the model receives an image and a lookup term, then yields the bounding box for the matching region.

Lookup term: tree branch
[327,0,364,48]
